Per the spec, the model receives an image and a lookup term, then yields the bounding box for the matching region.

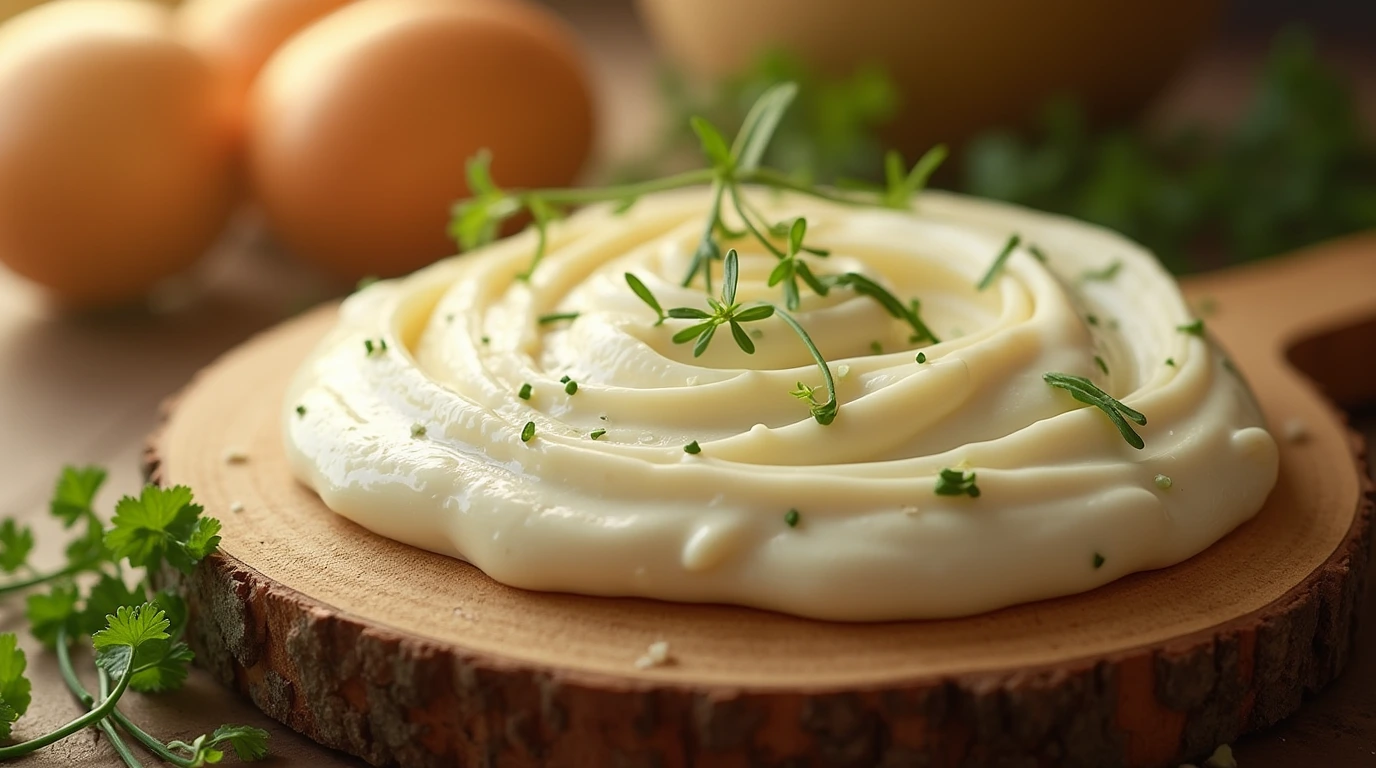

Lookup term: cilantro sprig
[0,466,270,765]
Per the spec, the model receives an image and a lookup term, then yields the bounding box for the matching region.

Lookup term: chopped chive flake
[1086,314,1100,326]
[564,380,579,395]
[410,423,427,438]
[684,440,701,455]
[1165,357,1176,367]
[518,383,533,400]
[869,340,883,355]
[364,339,375,355]
[977,234,1021,291]
[295,405,306,417]
[590,429,606,440]
[1028,244,1048,262]
[1177,319,1205,337]
[915,352,927,364]
[521,421,535,442]
[538,311,580,325]
[784,509,800,527]
[560,375,571,383]
[1081,261,1122,282]
[1154,474,1173,490]
[934,468,980,498]
[1095,355,1109,375]
[1093,552,1106,569]
[481,336,491,345]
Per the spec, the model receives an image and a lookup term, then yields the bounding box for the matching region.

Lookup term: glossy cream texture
[283,189,1279,621]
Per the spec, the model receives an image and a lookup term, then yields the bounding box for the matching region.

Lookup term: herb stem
[518,169,716,209]
[773,307,838,424]
[728,186,786,258]
[0,648,135,758]
[0,561,93,596]
[100,668,195,767]
[683,179,728,290]
[742,169,880,207]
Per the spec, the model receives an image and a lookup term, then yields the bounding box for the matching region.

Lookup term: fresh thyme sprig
[630,250,839,425]
[452,82,950,428]
[1044,372,1147,449]
[450,82,945,290]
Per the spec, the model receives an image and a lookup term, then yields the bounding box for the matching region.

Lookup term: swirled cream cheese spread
[283,188,1279,621]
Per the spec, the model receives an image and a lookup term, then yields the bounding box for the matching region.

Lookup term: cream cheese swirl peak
[283,188,1278,621]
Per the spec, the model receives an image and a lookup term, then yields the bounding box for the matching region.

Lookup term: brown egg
[0,0,177,25]
[0,0,238,306]
[248,0,595,281]
[175,0,355,109]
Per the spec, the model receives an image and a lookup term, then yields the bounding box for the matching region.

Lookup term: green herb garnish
[963,31,1376,271]
[1044,372,1147,449]
[1177,319,1206,337]
[1095,355,1109,375]
[521,422,535,442]
[784,509,800,527]
[1165,357,1176,367]
[683,441,701,455]
[977,234,1021,291]
[1093,553,1106,569]
[538,312,580,325]
[518,383,532,400]
[590,429,606,440]
[1081,261,1122,282]
[0,467,270,763]
[451,83,952,427]
[295,405,306,417]
[915,352,927,364]
[564,380,578,395]
[934,468,980,498]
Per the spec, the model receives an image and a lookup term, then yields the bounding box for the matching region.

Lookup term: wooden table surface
[1,5,1374,767]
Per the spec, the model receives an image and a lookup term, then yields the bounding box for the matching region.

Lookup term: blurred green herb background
[631,30,1376,275]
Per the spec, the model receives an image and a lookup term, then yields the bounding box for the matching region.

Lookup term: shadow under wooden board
[146,235,1376,768]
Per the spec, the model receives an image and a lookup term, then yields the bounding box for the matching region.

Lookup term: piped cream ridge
[283,188,1278,621]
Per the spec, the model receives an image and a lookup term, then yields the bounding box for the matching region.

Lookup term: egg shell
[0,0,239,306]
[175,0,355,108]
[249,0,595,281]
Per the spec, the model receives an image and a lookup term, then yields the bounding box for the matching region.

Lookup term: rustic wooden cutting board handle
[149,235,1376,768]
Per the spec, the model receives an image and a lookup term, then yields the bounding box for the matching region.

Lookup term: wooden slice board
[147,236,1376,768]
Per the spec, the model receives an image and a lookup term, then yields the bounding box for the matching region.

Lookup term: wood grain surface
[0,4,1374,767]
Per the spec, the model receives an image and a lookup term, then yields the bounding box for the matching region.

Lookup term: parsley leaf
[50,466,106,528]
[0,633,32,739]
[25,584,80,648]
[0,520,33,573]
[210,724,272,762]
[79,575,147,637]
[92,603,171,681]
[127,638,194,693]
[105,485,219,574]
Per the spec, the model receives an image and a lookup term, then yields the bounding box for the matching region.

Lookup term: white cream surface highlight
[283,189,1278,621]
